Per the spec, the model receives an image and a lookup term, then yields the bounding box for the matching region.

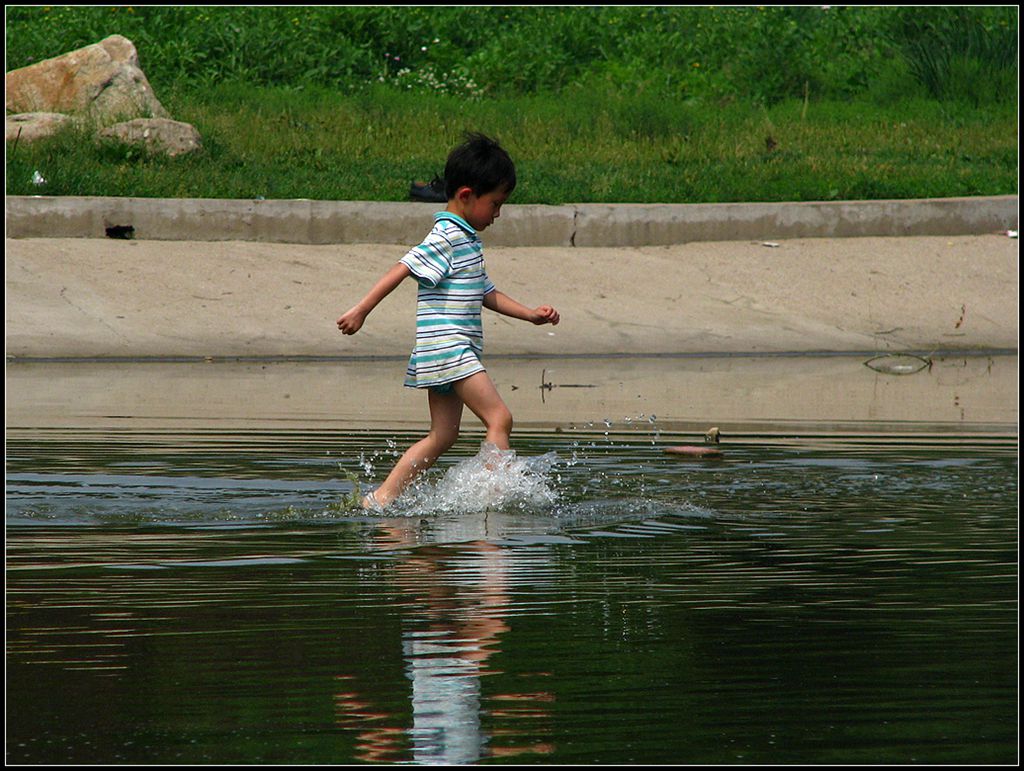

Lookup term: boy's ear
[454,185,475,202]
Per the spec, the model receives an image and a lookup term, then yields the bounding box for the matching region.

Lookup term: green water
[5,428,1018,764]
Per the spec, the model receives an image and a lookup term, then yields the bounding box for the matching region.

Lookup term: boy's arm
[337,262,412,335]
[483,289,560,326]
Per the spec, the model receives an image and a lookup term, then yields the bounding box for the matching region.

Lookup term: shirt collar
[434,211,476,237]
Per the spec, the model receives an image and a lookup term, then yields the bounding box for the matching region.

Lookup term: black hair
[443,132,516,200]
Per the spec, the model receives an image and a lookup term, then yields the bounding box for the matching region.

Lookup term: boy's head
[444,132,516,200]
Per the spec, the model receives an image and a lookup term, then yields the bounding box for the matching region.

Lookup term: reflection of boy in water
[333,525,554,762]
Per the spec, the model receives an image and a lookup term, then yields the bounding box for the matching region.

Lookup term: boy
[337,132,560,509]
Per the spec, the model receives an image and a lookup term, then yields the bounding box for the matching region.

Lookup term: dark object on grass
[409,175,447,203]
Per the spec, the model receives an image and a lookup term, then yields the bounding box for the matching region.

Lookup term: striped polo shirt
[400,212,496,389]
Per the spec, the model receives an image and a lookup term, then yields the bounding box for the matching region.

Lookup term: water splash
[336,413,671,519]
[388,443,561,516]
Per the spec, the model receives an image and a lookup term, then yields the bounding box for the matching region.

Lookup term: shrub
[5,6,1016,106]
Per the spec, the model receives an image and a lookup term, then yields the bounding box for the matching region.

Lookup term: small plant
[339,468,364,509]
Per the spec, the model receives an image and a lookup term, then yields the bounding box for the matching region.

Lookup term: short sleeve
[482,269,495,296]
[400,231,453,288]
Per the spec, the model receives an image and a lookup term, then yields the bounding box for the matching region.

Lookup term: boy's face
[455,186,510,232]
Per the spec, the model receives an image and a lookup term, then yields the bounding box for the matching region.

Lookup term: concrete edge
[5,194,1018,246]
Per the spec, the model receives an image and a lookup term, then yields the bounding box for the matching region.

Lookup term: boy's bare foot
[361,490,385,511]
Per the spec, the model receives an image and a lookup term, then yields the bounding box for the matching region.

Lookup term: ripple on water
[5,427,1018,764]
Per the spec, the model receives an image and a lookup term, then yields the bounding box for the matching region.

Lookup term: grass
[4,6,1017,204]
[6,83,1017,204]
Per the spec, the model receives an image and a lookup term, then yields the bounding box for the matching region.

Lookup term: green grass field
[5,6,1017,204]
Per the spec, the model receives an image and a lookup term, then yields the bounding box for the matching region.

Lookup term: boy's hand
[531,305,560,326]
[336,263,412,336]
[337,306,366,335]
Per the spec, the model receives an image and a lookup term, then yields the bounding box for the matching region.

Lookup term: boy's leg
[452,371,513,450]
[371,388,464,507]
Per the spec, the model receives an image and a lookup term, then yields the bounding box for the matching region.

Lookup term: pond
[5,356,1018,764]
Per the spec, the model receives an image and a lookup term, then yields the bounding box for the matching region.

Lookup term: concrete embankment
[4,195,1018,360]
[5,194,1018,246]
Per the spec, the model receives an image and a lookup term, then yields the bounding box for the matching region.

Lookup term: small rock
[5,112,75,144]
[99,118,203,157]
